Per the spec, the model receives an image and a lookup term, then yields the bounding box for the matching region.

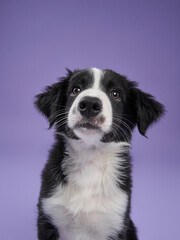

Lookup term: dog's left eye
[71,87,81,96]
[110,90,120,100]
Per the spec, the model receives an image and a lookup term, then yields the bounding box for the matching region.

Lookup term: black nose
[78,97,102,118]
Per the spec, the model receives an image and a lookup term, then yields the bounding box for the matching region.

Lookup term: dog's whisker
[112,122,131,143]
[113,115,134,127]
[55,118,68,126]
[55,116,68,123]
[112,122,131,140]
[113,113,134,123]
[113,118,132,136]
[118,121,132,135]
[55,122,68,129]
[49,111,69,121]
[111,124,125,142]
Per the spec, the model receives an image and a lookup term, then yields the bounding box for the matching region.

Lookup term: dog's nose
[78,97,102,118]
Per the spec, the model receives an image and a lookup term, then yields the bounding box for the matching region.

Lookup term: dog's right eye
[71,87,81,96]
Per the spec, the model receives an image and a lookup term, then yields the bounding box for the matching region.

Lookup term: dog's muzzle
[67,88,113,141]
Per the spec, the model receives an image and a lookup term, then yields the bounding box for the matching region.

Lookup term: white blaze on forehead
[90,68,103,90]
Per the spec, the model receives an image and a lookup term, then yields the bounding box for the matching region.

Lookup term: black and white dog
[35,68,164,240]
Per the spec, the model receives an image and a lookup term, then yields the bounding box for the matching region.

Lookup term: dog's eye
[110,90,120,100]
[71,87,81,96]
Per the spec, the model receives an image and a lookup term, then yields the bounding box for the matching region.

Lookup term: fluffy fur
[35,68,164,240]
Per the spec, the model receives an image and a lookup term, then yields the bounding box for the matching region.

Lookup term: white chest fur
[42,141,129,240]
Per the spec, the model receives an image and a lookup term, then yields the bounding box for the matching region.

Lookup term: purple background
[0,0,179,239]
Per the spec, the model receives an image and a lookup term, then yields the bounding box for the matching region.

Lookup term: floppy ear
[34,69,73,127]
[133,88,165,137]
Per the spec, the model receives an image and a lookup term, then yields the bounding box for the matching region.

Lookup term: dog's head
[35,68,165,145]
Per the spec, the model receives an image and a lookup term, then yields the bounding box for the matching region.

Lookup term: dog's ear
[34,69,73,127]
[132,87,165,137]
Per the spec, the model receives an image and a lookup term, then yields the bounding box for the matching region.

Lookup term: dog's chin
[72,122,104,145]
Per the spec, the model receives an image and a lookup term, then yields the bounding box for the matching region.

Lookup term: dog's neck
[66,137,130,159]
[60,137,131,196]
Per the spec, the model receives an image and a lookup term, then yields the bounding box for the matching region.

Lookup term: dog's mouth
[64,120,102,141]
[73,116,106,133]
[74,120,101,130]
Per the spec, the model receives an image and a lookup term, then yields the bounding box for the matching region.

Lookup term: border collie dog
[35,68,164,240]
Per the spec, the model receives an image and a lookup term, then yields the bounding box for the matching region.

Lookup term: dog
[35,68,164,240]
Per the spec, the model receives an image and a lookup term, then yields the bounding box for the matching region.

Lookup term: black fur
[35,68,165,240]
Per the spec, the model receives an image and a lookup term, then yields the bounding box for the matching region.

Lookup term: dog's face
[66,69,113,144]
[35,68,164,145]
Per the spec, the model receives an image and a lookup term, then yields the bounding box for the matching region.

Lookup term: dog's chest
[43,144,128,240]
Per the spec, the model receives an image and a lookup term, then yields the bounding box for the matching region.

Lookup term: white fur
[91,68,103,90]
[43,140,129,240]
